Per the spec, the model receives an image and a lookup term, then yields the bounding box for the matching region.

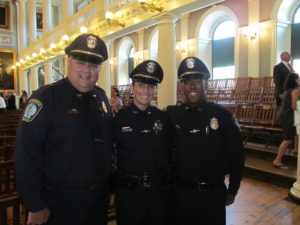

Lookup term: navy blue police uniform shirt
[166,100,244,195]
[113,104,171,174]
[15,78,113,212]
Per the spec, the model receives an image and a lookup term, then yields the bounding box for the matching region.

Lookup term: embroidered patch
[22,99,43,122]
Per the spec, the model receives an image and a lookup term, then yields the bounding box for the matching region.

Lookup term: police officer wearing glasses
[166,57,244,225]
[113,60,172,225]
[15,34,113,225]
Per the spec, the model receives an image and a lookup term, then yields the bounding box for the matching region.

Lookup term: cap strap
[132,74,160,82]
[70,50,104,59]
[180,71,205,79]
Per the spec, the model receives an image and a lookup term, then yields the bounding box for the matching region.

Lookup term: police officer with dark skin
[113,60,171,225]
[166,57,244,225]
[15,34,113,225]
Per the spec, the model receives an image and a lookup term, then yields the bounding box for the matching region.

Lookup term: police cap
[129,60,163,85]
[65,33,108,64]
[178,56,210,81]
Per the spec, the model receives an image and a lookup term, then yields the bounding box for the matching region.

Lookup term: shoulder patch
[22,99,43,122]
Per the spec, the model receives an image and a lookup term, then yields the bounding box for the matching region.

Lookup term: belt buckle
[142,173,151,188]
[197,181,207,190]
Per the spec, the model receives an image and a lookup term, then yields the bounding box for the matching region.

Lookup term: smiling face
[67,57,101,93]
[131,80,156,111]
[181,79,206,105]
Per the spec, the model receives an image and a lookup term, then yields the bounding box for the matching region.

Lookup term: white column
[29,67,39,92]
[137,30,144,64]
[17,0,27,50]
[19,69,29,94]
[44,61,54,84]
[42,0,52,33]
[289,101,300,203]
[28,0,37,44]
[247,0,259,77]
[180,14,189,59]
[64,55,69,76]
[156,13,177,108]
[63,0,74,22]
[109,40,115,85]
[98,42,111,96]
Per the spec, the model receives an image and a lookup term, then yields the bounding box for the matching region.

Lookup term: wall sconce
[176,44,187,54]
[109,59,114,65]
[105,11,125,28]
[138,0,164,12]
[80,26,88,33]
[62,34,70,43]
[134,51,143,62]
[244,32,257,41]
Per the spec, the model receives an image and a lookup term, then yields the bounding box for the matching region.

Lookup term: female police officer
[166,57,244,225]
[113,60,172,225]
[15,34,113,225]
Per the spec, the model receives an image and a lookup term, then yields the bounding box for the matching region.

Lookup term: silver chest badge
[210,117,219,130]
[153,120,163,134]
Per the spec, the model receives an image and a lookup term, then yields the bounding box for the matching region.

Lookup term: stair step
[244,155,297,188]
[244,142,297,165]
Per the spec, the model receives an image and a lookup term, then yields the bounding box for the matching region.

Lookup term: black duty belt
[178,179,224,191]
[44,183,106,193]
[116,170,170,188]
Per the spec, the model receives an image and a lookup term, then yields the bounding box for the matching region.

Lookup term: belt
[116,171,169,188]
[178,179,224,191]
[44,183,105,193]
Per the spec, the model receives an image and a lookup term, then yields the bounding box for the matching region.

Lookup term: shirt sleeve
[15,91,52,212]
[224,113,245,196]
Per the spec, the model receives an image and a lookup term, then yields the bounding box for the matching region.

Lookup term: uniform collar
[130,103,152,115]
[66,78,96,99]
[183,99,207,111]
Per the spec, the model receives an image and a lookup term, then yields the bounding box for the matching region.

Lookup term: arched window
[149,30,158,60]
[118,38,135,85]
[292,6,300,73]
[212,20,235,79]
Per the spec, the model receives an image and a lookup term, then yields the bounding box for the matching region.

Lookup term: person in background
[110,86,123,116]
[4,91,17,110]
[19,90,29,110]
[113,60,172,225]
[15,33,113,225]
[273,72,300,169]
[273,51,294,107]
[0,93,6,113]
[166,56,244,225]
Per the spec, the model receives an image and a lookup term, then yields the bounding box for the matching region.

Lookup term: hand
[225,193,235,206]
[27,208,50,225]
